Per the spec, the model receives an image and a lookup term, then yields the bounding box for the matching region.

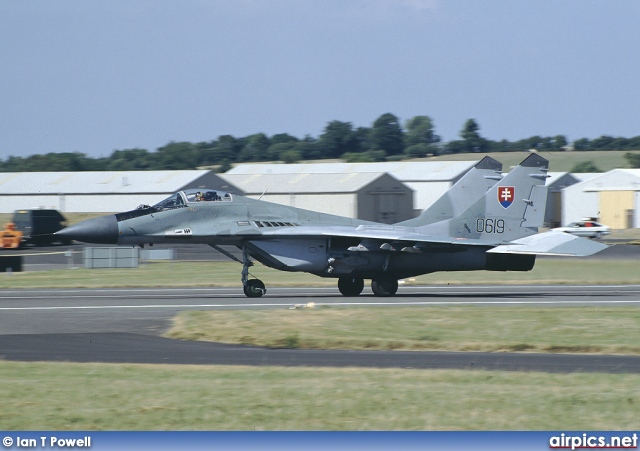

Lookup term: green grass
[166,306,640,355]
[0,361,638,430]
[1,257,639,289]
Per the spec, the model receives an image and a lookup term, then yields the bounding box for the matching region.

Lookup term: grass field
[166,306,640,355]
[0,362,638,430]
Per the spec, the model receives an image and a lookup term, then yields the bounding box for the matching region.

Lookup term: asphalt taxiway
[1,285,640,373]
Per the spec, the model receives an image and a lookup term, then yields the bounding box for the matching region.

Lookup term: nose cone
[56,215,119,244]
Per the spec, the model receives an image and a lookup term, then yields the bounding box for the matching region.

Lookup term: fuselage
[57,189,535,281]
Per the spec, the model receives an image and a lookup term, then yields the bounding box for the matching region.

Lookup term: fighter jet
[56,154,607,297]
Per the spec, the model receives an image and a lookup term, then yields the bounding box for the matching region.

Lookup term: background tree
[107,149,153,170]
[266,142,296,161]
[239,133,270,162]
[270,133,299,146]
[217,158,232,173]
[552,135,568,150]
[293,136,323,160]
[5,112,640,171]
[266,134,299,159]
[155,142,199,169]
[573,138,591,151]
[318,121,358,158]
[404,116,440,147]
[459,118,487,153]
[403,115,440,158]
[280,149,301,164]
[212,135,241,163]
[443,139,467,154]
[370,113,404,156]
[624,152,640,168]
[351,127,372,153]
[342,149,386,162]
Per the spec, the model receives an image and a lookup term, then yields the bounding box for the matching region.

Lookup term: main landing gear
[338,276,364,296]
[371,276,398,297]
[338,276,398,297]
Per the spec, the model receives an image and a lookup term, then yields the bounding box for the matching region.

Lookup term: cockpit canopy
[153,189,232,211]
[115,189,233,222]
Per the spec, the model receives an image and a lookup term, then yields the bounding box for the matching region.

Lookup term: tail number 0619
[476,218,504,234]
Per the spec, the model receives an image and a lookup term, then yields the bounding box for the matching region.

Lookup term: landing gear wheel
[338,276,364,296]
[371,277,398,297]
[243,279,266,298]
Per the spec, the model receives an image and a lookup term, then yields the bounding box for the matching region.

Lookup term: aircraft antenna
[258,189,268,200]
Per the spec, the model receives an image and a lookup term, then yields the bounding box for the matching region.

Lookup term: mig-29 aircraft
[56,154,607,297]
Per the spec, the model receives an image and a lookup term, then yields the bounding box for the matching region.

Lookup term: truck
[7,209,70,247]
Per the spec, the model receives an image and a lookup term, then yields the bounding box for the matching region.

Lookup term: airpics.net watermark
[549,433,638,450]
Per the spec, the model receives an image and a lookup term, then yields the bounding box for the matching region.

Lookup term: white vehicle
[553,219,611,239]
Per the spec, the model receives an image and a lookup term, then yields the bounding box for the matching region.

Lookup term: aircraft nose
[56,215,119,244]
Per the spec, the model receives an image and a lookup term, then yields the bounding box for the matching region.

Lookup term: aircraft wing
[486,230,608,257]
[263,226,607,256]
[266,225,475,242]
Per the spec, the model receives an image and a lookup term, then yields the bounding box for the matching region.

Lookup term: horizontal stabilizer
[487,231,608,257]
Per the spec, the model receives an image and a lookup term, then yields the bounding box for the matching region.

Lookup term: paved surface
[1,285,640,373]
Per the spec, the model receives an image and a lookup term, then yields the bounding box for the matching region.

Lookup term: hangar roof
[544,172,583,191]
[564,169,640,192]
[219,172,409,194]
[226,161,478,182]
[0,171,213,195]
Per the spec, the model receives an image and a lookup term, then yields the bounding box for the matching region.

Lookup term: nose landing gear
[241,247,265,298]
[243,278,266,297]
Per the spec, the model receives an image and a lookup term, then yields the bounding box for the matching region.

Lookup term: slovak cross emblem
[498,186,515,208]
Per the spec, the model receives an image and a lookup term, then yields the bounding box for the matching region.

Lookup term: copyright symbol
[2,437,13,447]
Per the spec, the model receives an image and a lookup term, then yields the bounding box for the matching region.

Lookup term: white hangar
[0,171,241,213]
[561,169,640,229]
[225,160,480,214]
[218,172,413,224]
[543,172,586,228]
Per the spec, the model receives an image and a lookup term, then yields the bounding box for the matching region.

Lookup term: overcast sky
[1,0,639,158]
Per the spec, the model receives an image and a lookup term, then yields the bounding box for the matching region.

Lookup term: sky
[1,0,639,158]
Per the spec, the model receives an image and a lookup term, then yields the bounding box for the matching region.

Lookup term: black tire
[243,279,266,298]
[371,277,398,297]
[338,276,364,296]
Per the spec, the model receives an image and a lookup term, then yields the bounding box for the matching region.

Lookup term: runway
[1,284,640,373]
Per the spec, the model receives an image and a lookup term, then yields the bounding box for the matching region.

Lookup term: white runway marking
[2,299,640,312]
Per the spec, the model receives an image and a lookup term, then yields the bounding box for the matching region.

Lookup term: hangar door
[599,191,635,229]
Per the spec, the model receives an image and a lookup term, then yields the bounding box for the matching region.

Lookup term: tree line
[2,113,640,172]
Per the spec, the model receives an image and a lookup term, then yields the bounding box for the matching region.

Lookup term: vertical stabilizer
[418,153,549,243]
[396,156,503,227]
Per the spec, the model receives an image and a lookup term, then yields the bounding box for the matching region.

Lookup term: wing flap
[487,230,608,257]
